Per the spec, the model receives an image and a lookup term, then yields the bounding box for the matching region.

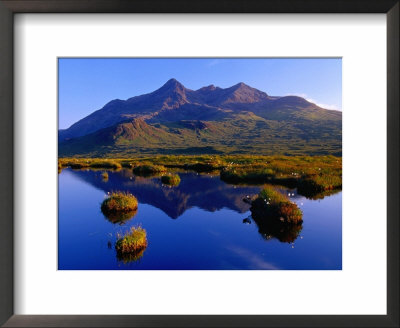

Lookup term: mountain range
[59,78,342,157]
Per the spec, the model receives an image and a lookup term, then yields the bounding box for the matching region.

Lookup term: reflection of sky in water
[58,168,342,270]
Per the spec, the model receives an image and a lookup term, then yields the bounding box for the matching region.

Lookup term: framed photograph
[57,57,343,271]
[0,0,398,327]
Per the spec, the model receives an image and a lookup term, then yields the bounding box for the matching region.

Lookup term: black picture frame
[0,0,398,327]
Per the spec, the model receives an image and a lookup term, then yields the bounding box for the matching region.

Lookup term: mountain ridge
[59,79,342,157]
[60,79,337,139]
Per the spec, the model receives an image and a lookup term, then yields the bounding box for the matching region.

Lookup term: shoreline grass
[297,174,342,196]
[59,154,341,169]
[90,160,121,170]
[183,162,222,172]
[59,155,341,197]
[58,158,122,170]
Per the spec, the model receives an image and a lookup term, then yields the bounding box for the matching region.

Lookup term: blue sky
[59,58,342,129]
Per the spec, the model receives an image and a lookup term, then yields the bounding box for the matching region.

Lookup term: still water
[58,168,342,270]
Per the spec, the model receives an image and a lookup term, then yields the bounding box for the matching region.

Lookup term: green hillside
[59,114,341,157]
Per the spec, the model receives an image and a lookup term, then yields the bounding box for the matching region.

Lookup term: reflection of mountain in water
[67,169,261,219]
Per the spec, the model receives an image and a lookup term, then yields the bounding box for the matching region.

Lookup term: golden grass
[101,192,138,214]
[132,164,167,176]
[251,186,303,224]
[59,155,341,197]
[115,226,148,255]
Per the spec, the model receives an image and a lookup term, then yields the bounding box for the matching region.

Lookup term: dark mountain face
[59,79,342,157]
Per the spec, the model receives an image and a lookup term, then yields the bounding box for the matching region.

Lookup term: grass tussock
[115,226,148,255]
[251,186,303,225]
[161,174,181,186]
[70,162,89,169]
[101,192,138,214]
[220,166,275,184]
[184,162,222,172]
[133,164,167,176]
[120,160,137,168]
[101,172,109,181]
[297,174,342,196]
[90,160,121,169]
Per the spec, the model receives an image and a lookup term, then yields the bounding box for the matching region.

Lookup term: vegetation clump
[58,158,88,169]
[120,160,136,168]
[250,186,303,243]
[69,162,89,169]
[251,186,303,225]
[161,174,181,186]
[90,160,121,170]
[58,158,122,170]
[184,162,221,172]
[133,164,167,176]
[297,174,342,196]
[220,166,275,184]
[115,226,148,255]
[101,172,109,181]
[101,192,138,215]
